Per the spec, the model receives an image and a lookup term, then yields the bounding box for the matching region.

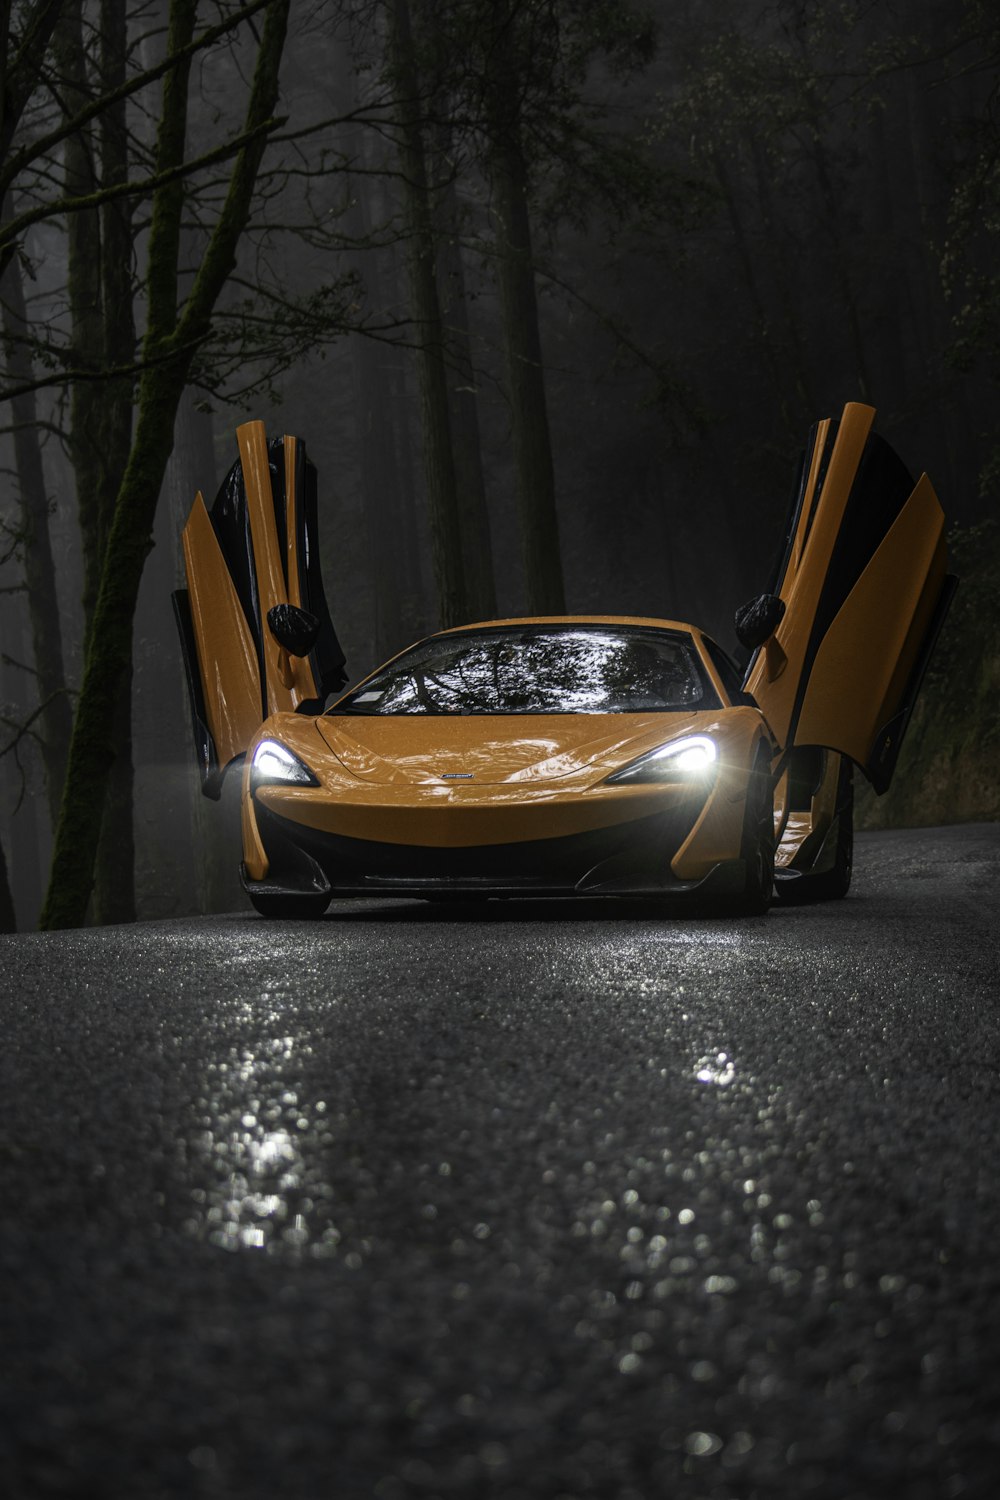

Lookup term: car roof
[436,615,698,635]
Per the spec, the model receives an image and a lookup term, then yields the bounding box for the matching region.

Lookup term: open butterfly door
[745,403,957,792]
[173,421,346,798]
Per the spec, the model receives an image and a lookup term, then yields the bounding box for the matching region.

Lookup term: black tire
[247,889,331,919]
[730,752,775,916]
[776,763,853,905]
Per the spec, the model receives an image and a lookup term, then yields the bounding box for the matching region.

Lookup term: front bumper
[246,795,746,901]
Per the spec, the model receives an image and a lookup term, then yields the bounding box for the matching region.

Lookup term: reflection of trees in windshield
[336,628,715,715]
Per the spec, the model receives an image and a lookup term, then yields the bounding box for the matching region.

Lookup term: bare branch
[0,114,286,267]
[0,0,275,202]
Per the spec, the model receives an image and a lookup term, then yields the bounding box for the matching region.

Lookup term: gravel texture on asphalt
[2,823,999,1500]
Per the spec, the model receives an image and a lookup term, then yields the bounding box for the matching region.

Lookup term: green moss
[857,519,1000,829]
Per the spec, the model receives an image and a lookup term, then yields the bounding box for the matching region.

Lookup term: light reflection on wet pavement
[2,825,999,1498]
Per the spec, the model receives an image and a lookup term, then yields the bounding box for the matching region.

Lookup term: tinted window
[330,626,719,716]
[701,635,746,702]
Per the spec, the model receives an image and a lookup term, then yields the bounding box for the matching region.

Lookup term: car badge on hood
[441,772,474,779]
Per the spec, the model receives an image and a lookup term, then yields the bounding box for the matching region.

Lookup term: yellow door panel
[745,403,875,749]
[174,421,347,796]
[793,474,946,774]
[784,416,834,578]
[236,421,319,715]
[181,491,261,773]
[745,403,955,792]
[283,435,304,610]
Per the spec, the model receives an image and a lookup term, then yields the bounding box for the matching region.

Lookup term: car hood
[314,711,711,786]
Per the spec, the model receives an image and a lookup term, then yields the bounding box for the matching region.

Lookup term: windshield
[329,625,718,716]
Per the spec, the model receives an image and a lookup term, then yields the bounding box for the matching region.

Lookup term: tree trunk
[337,37,408,659]
[0,232,72,828]
[372,167,428,642]
[491,135,565,613]
[0,834,15,933]
[0,0,66,223]
[55,0,108,622]
[56,0,137,923]
[162,391,238,913]
[389,0,469,629]
[436,158,496,620]
[92,666,136,923]
[91,0,139,925]
[40,0,290,930]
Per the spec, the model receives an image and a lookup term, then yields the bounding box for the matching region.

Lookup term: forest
[1,0,998,931]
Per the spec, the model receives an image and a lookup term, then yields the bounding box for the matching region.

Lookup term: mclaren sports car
[173,403,955,918]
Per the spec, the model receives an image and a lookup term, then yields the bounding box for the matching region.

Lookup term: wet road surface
[2,823,999,1499]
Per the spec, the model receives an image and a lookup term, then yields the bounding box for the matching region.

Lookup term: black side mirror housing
[267,602,320,657]
[734,593,786,650]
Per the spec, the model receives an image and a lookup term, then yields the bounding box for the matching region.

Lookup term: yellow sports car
[173,404,955,918]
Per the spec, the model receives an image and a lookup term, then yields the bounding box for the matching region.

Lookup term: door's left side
[174,420,346,798]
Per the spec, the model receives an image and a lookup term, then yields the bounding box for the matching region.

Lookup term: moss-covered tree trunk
[40,0,291,931]
[389,0,469,630]
[55,0,140,923]
[491,133,564,613]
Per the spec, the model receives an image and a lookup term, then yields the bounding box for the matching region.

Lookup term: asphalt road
[2,822,999,1500]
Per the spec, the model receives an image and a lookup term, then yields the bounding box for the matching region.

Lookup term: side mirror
[267,602,320,657]
[734,593,786,650]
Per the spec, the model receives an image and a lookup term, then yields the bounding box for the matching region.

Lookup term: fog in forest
[1,0,997,930]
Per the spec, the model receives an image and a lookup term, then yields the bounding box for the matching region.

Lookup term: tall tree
[489,93,564,612]
[435,177,496,621]
[0,832,15,931]
[39,0,292,929]
[387,0,469,629]
[407,0,659,613]
[53,0,139,921]
[0,0,67,233]
[0,242,72,825]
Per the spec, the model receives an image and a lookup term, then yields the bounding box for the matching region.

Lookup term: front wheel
[731,754,775,916]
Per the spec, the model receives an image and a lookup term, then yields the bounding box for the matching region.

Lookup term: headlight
[605,734,717,785]
[250,739,319,789]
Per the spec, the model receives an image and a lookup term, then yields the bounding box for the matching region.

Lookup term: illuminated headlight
[250,739,318,789]
[605,734,718,785]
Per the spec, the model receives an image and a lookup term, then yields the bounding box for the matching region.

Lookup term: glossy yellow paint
[314,708,717,787]
[244,704,749,857]
[746,403,948,776]
[236,421,318,714]
[789,417,833,576]
[283,435,303,610]
[241,772,269,880]
[182,490,261,768]
[183,422,329,779]
[794,474,946,764]
[669,710,767,880]
[746,404,874,748]
[255,778,707,849]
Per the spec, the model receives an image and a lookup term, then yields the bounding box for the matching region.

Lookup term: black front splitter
[246,795,741,900]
